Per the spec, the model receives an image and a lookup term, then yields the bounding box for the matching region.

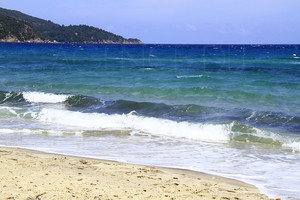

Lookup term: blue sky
[1,0,300,44]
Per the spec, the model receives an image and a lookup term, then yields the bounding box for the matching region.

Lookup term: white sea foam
[2,106,299,152]
[176,75,203,78]
[22,92,71,103]
[36,108,232,142]
[0,106,18,115]
[0,106,25,118]
[283,141,300,152]
[0,128,82,136]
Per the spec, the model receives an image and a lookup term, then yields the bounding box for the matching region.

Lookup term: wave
[23,92,71,103]
[2,106,299,151]
[65,95,104,108]
[1,100,300,152]
[0,91,24,104]
[1,91,300,134]
[37,109,300,151]
[2,105,231,142]
[245,111,300,134]
[230,122,300,147]
[0,91,105,108]
[0,90,72,104]
[0,91,218,118]
[36,108,232,141]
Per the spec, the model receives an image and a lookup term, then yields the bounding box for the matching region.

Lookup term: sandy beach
[0,146,272,200]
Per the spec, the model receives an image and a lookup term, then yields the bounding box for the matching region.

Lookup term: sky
[1,0,300,44]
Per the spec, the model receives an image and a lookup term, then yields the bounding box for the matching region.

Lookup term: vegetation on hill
[0,15,42,42]
[43,25,135,43]
[0,7,142,44]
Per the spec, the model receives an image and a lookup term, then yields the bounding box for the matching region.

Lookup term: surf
[2,104,299,152]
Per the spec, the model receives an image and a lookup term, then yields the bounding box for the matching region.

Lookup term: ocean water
[0,43,299,199]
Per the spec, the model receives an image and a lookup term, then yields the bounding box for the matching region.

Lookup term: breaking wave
[1,104,299,152]
[1,90,299,152]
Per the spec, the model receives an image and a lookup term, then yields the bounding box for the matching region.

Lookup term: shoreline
[0,146,272,199]
[0,41,144,44]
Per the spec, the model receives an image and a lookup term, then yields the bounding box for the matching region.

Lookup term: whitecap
[22,92,71,104]
[176,75,203,79]
[36,108,232,142]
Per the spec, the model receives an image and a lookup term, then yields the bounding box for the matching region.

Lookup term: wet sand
[0,146,272,200]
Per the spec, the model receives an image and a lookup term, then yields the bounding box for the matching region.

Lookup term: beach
[0,146,271,200]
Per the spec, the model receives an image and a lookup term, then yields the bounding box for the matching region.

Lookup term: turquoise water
[0,43,300,199]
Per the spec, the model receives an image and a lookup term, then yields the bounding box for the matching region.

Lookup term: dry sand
[0,146,273,200]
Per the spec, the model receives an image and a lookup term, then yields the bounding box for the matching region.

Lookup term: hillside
[0,7,142,44]
[0,15,44,42]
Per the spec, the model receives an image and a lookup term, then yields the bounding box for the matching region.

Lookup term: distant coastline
[0,7,143,44]
[0,39,143,44]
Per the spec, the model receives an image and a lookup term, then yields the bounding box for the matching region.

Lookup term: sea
[0,43,299,199]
